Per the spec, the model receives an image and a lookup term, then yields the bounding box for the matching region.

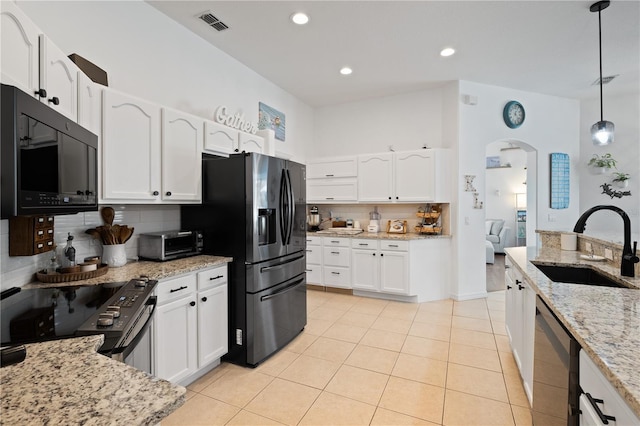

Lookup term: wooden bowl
[60,266,81,274]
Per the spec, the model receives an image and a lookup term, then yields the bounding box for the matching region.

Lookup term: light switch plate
[604,248,613,260]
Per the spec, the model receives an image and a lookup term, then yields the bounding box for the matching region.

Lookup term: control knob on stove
[133,276,148,288]
[106,306,121,318]
[97,312,114,327]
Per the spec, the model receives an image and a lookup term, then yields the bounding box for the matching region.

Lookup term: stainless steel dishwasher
[532,295,580,426]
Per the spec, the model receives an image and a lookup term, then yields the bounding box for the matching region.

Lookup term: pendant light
[590,0,614,146]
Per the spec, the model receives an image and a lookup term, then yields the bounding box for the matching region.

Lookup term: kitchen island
[0,335,185,425]
[506,245,640,419]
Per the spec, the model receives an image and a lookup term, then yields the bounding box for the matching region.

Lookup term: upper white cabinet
[307,156,358,203]
[161,107,203,202]
[1,1,40,96]
[102,88,161,202]
[358,149,450,203]
[1,3,80,121]
[203,120,263,156]
[39,35,80,121]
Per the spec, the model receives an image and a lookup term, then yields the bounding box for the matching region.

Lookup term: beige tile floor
[163,289,532,425]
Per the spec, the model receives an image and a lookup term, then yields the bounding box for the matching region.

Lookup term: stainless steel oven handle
[260,254,305,272]
[260,278,305,301]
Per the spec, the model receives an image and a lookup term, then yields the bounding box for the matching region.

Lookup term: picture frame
[386,220,407,234]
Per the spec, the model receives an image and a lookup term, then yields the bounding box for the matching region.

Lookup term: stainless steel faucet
[573,205,639,277]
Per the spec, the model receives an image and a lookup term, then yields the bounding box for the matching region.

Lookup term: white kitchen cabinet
[352,239,409,295]
[579,350,640,426]
[203,120,263,156]
[196,266,228,367]
[322,237,351,288]
[101,88,161,202]
[154,274,198,384]
[38,34,80,121]
[504,254,535,405]
[155,265,229,385]
[77,73,102,199]
[1,1,40,96]
[358,149,450,203]
[161,107,203,202]
[307,156,358,203]
[305,236,322,285]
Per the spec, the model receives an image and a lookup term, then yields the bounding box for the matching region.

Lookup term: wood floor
[486,253,506,292]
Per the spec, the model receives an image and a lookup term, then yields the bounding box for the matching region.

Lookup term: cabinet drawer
[351,239,378,250]
[306,235,322,246]
[305,265,322,284]
[307,157,357,178]
[323,237,350,247]
[307,178,357,202]
[323,266,351,288]
[306,245,322,265]
[380,240,409,251]
[197,265,228,291]
[156,274,197,305]
[323,246,350,267]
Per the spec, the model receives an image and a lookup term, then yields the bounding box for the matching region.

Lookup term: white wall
[16,0,314,163]
[579,92,640,243]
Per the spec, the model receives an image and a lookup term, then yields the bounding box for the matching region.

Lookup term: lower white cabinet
[580,350,640,426]
[504,254,535,405]
[323,238,351,288]
[154,264,228,385]
[305,236,322,285]
[352,239,409,295]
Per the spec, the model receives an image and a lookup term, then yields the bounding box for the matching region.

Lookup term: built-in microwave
[1,84,98,219]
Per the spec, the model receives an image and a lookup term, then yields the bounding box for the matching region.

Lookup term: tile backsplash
[0,205,180,291]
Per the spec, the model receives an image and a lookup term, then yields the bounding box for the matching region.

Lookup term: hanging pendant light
[590,0,614,146]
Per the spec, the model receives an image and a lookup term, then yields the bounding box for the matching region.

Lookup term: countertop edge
[307,231,451,240]
[505,246,640,419]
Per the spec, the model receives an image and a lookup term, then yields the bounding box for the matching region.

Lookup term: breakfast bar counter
[0,335,185,425]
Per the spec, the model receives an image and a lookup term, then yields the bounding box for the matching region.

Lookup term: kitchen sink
[532,264,631,289]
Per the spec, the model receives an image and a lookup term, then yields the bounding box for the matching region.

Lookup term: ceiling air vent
[592,75,618,85]
[198,12,229,32]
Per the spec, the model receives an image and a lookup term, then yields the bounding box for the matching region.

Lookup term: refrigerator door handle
[260,277,305,301]
[285,169,294,244]
[260,254,305,273]
[279,169,288,243]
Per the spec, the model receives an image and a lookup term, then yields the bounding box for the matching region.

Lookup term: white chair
[486,219,510,254]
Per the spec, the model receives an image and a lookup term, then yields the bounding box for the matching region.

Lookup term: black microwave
[1,84,98,219]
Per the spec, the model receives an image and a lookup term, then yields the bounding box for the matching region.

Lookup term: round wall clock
[503,100,525,128]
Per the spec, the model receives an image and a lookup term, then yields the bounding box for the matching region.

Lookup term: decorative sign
[214,106,258,134]
[258,102,286,141]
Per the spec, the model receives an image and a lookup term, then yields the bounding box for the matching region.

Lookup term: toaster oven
[138,230,203,261]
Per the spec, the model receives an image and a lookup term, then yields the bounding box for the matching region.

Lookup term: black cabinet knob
[165,191,172,196]
[35,88,47,97]
[388,196,392,200]
[190,301,196,307]
[507,285,512,290]
[48,97,60,105]
[201,297,207,302]
[152,191,159,196]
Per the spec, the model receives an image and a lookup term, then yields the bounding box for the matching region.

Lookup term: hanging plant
[612,172,630,188]
[588,153,617,171]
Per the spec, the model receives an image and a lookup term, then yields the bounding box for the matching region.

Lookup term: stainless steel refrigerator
[181,152,307,367]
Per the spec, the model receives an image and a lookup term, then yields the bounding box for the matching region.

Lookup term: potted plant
[612,172,630,188]
[588,153,617,174]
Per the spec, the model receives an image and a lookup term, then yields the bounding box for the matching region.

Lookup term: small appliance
[137,230,203,261]
[308,206,321,231]
[368,207,381,233]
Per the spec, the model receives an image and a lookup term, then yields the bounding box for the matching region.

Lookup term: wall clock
[503,100,525,129]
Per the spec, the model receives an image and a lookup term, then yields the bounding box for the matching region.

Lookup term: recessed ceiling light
[440,47,456,57]
[340,67,353,75]
[291,12,309,25]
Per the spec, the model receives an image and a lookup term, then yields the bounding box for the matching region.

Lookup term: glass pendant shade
[591,120,614,146]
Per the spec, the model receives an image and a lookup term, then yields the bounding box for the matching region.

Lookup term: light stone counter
[505,246,640,418]
[308,231,451,240]
[24,255,232,289]
[0,335,185,425]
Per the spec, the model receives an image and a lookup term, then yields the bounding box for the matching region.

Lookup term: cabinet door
[161,108,203,202]
[39,35,79,121]
[0,1,40,96]
[358,153,393,202]
[307,178,358,203]
[154,295,198,383]
[203,120,238,155]
[197,283,228,367]
[352,249,379,291]
[394,150,435,202]
[238,132,264,154]
[77,73,102,136]
[102,89,161,201]
[380,250,409,294]
[307,157,357,179]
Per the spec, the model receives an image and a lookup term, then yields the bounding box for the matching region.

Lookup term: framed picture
[486,156,501,168]
[386,220,407,234]
[258,102,286,141]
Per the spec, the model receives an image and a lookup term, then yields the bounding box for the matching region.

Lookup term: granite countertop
[307,231,451,240]
[0,335,185,425]
[506,246,640,418]
[25,255,233,289]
